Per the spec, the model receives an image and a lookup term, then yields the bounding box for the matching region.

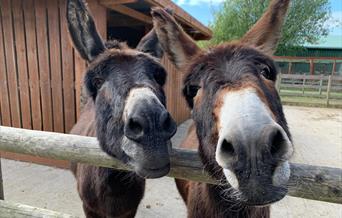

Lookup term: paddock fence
[276,74,342,107]
[0,126,341,216]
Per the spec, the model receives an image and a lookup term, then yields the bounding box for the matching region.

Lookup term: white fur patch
[272,161,291,187]
[123,87,163,120]
[215,88,275,167]
[223,169,239,189]
[215,88,293,189]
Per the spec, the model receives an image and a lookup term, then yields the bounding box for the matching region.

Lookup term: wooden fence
[276,74,342,106]
[0,126,341,205]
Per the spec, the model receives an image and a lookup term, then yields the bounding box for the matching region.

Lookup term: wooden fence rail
[277,74,342,107]
[0,200,76,218]
[0,126,341,204]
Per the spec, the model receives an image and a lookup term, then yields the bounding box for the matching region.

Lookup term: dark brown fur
[67,1,176,217]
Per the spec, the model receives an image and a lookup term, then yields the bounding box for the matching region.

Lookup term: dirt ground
[1,106,341,217]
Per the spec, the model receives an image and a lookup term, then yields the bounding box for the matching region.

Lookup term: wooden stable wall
[0,0,106,132]
[0,0,190,166]
[162,57,190,123]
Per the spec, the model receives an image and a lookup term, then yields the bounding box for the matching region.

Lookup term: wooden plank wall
[0,0,106,131]
[162,57,190,124]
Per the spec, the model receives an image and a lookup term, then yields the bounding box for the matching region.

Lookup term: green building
[276,35,342,75]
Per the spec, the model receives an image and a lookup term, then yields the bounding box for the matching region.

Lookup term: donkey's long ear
[151,7,201,69]
[240,0,290,56]
[67,0,106,62]
[136,29,164,59]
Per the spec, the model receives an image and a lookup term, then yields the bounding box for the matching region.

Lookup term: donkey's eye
[187,85,201,98]
[93,78,104,89]
[260,65,272,80]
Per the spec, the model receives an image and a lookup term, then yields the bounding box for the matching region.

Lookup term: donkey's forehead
[186,43,276,85]
[191,43,274,71]
[89,47,161,70]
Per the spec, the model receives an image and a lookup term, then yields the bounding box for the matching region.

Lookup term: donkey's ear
[240,0,290,56]
[136,29,164,59]
[67,0,106,62]
[151,7,201,69]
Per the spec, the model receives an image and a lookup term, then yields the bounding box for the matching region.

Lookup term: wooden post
[332,60,337,76]
[302,73,306,95]
[310,59,314,75]
[276,73,282,92]
[0,158,3,200]
[319,74,323,95]
[326,75,332,107]
[288,62,292,74]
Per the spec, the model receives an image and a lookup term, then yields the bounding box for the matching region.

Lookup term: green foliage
[207,0,331,55]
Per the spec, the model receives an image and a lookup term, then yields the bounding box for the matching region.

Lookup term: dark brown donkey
[67,0,177,217]
[152,0,293,217]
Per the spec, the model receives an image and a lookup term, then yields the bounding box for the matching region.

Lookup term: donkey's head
[152,0,293,205]
[67,0,176,178]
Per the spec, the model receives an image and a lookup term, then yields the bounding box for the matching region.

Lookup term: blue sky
[172,0,342,36]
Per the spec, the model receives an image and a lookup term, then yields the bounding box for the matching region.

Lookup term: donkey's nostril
[269,129,286,157]
[221,139,235,156]
[160,111,177,138]
[160,112,171,129]
[125,117,144,141]
[128,118,143,135]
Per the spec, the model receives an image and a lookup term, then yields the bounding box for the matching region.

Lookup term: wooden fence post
[302,73,306,95]
[276,73,282,93]
[332,60,336,76]
[326,75,332,107]
[319,74,324,95]
[288,62,292,74]
[0,158,4,200]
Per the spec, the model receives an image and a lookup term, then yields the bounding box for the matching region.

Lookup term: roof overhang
[99,0,212,40]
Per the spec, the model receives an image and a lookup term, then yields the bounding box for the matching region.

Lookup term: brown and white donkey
[152,0,293,217]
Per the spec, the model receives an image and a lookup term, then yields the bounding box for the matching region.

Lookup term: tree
[206,0,331,54]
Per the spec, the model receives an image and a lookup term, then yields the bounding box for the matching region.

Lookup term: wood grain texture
[35,0,53,131]
[59,0,76,132]
[0,126,340,204]
[0,5,11,127]
[0,200,76,218]
[1,0,21,128]
[24,0,42,130]
[47,0,64,133]
[13,0,32,129]
[162,56,190,124]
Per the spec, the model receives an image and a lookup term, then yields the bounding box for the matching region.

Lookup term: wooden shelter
[0,0,212,166]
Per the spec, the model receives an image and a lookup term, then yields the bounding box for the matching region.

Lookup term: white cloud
[174,0,224,6]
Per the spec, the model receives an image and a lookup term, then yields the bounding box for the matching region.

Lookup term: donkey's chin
[122,139,171,178]
[238,182,288,207]
[222,168,288,207]
[243,189,288,207]
[134,163,170,179]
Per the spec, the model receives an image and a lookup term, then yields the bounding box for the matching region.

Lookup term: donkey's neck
[198,183,270,218]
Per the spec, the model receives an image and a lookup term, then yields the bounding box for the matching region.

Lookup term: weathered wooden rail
[0,126,341,204]
[277,74,342,107]
[0,200,76,218]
